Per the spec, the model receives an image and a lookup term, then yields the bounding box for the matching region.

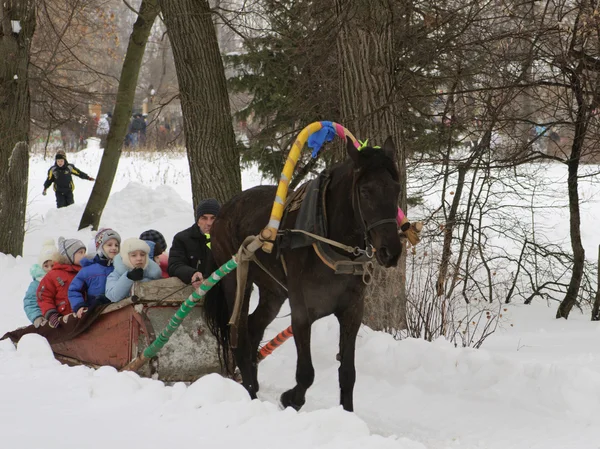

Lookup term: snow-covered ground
[1,147,600,449]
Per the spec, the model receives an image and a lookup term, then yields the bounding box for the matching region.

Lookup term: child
[23,240,59,327]
[68,228,121,316]
[105,238,162,303]
[139,229,169,278]
[42,150,95,208]
[37,237,87,328]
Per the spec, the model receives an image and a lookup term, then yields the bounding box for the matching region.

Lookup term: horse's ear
[382,136,397,162]
[347,138,360,165]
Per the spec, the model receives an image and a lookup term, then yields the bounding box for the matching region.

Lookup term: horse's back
[211,185,277,264]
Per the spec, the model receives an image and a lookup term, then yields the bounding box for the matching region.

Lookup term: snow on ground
[1,146,600,448]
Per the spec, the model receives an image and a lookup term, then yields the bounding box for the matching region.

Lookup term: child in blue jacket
[105,238,162,303]
[68,228,121,316]
[23,240,59,326]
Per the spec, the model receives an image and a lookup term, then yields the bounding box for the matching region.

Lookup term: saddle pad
[289,173,328,249]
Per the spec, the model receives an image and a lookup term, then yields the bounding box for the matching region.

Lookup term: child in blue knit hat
[68,228,121,317]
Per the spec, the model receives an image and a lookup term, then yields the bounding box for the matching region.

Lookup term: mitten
[33,316,45,328]
[127,267,144,281]
[48,312,62,328]
[42,190,47,196]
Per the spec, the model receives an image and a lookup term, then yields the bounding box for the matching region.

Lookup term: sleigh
[2,278,223,383]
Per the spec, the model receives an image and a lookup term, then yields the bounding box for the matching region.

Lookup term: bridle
[351,169,398,255]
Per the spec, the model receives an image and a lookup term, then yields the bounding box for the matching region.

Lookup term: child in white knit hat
[105,238,162,303]
[36,237,87,328]
[23,239,60,326]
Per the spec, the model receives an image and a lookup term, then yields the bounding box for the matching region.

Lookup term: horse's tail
[203,283,234,376]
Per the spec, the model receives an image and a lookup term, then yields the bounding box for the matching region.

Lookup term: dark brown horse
[204,137,402,412]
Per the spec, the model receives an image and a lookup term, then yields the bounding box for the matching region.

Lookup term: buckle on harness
[353,244,374,259]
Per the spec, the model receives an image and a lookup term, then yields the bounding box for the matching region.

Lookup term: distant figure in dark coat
[42,150,95,208]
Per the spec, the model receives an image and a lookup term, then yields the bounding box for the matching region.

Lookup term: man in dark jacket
[168,198,221,287]
[43,150,95,208]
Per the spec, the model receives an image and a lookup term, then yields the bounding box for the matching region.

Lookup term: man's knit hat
[195,198,221,221]
[58,236,86,264]
[95,228,121,258]
[139,230,167,257]
[120,238,150,269]
[38,239,59,266]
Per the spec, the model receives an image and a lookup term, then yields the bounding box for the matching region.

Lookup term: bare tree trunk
[592,245,600,321]
[159,0,241,206]
[335,0,407,331]
[0,1,35,256]
[556,74,586,319]
[0,143,29,256]
[436,165,467,297]
[78,0,159,231]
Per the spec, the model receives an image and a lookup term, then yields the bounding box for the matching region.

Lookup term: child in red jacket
[36,237,87,328]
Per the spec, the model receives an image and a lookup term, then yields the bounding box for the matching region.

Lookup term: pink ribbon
[397,208,406,225]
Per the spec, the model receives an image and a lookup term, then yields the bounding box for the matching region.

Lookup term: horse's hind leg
[336,300,364,412]
[248,287,286,392]
[280,304,314,411]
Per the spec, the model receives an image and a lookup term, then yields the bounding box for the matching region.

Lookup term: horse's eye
[359,186,372,197]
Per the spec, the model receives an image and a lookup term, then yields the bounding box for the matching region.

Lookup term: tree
[226,0,341,182]
[78,0,160,231]
[159,0,241,206]
[0,143,29,256]
[0,0,36,257]
[334,0,408,331]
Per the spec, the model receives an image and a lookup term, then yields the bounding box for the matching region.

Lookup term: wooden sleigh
[49,277,223,382]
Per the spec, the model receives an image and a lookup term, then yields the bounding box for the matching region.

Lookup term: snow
[1,147,600,448]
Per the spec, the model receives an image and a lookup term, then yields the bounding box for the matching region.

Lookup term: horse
[204,136,402,412]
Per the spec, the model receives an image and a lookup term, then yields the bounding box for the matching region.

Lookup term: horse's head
[347,136,401,268]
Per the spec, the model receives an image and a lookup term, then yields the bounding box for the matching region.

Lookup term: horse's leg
[248,288,286,392]
[280,302,314,411]
[336,299,364,412]
[234,283,257,397]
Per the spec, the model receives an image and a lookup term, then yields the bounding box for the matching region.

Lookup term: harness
[277,169,397,283]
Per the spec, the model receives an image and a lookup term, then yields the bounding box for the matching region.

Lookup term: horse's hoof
[280,389,305,411]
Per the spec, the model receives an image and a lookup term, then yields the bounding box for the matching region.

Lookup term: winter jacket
[142,240,168,279]
[43,160,92,193]
[68,255,114,313]
[168,224,215,284]
[23,264,46,323]
[97,116,109,135]
[36,263,81,317]
[105,254,162,303]
[158,253,169,279]
[129,117,146,133]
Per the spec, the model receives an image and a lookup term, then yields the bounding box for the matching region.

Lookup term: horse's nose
[377,246,400,267]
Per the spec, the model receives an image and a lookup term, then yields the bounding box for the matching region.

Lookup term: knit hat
[195,198,221,221]
[139,230,167,257]
[95,228,121,259]
[120,238,150,269]
[58,236,86,264]
[38,239,59,266]
[55,150,67,162]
